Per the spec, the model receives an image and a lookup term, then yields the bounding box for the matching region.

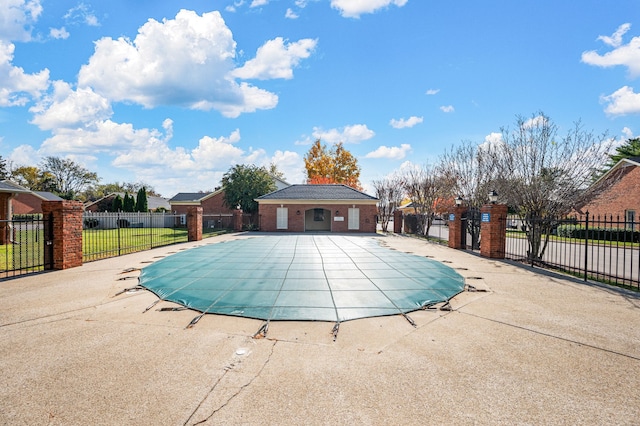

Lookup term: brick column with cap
[187,206,202,242]
[41,200,83,270]
[448,206,468,249]
[480,203,508,259]
[393,210,403,234]
[233,209,243,231]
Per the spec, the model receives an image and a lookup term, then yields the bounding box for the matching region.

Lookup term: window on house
[313,208,324,222]
[626,210,636,229]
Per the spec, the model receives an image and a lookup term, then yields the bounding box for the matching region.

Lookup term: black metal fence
[504,213,639,290]
[1,215,52,280]
[203,214,234,234]
[82,212,188,262]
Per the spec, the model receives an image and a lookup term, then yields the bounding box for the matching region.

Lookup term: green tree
[40,156,99,200]
[599,137,640,176]
[112,195,123,212]
[123,193,135,212]
[135,187,148,212]
[0,156,8,180]
[222,164,276,216]
[304,140,361,189]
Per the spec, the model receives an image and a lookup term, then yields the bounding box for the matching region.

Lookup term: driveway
[1,232,639,425]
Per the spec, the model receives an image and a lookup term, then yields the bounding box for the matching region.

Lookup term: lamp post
[488,190,498,204]
[455,196,463,206]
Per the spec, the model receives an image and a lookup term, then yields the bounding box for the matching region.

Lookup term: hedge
[556,224,639,243]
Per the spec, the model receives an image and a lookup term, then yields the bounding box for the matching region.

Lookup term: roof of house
[168,191,216,203]
[591,157,640,188]
[0,180,31,194]
[84,192,171,211]
[32,191,64,201]
[256,184,378,201]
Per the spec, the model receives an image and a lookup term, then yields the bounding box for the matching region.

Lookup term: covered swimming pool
[138,235,465,336]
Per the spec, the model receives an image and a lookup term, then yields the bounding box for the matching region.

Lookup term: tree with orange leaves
[304,139,362,190]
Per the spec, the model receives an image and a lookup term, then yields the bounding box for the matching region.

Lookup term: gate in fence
[0,214,53,280]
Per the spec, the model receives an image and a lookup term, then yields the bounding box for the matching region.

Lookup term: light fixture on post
[488,190,498,204]
[455,196,463,206]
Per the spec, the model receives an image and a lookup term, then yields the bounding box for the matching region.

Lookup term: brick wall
[577,166,640,219]
[11,193,43,215]
[171,192,235,216]
[187,206,203,241]
[448,206,467,249]
[41,200,83,269]
[480,203,507,259]
[259,203,378,233]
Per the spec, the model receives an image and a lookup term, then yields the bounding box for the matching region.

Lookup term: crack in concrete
[183,340,277,425]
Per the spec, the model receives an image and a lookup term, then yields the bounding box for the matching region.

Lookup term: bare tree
[40,156,99,200]
[485,112,612,261]
[401,164,448,237]
[438,141,494,249]
[372,174,405,232]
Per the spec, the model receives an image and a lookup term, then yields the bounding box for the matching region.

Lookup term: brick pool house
[256,184,379,233]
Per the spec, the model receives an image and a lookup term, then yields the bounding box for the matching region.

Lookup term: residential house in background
[84,193,171,212]
[575,157,640,225]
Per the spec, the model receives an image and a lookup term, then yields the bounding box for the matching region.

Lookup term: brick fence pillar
[480,203,508,259]
[187,206,202,242]
[233,209,243,231]
[41,200,83,270]
[393,210,403,234]
[0,193,12,245]
[448,206,468,249]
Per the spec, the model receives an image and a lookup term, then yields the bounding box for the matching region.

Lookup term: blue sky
[1,0,639,197]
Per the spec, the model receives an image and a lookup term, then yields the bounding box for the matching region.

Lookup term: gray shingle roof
[168,192,214,202]
[256,184,378,201]
[0,180,31,193]
[33,191,64,201]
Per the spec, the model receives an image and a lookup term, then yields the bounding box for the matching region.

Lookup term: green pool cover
[139,235,465,324]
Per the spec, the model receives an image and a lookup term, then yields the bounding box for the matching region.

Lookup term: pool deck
[1,232,639,425]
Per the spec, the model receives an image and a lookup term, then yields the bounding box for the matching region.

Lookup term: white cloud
[597,23,631,48]
[330,0,408,18]
[425,88,440,95]
[250,0,269,6]
[389,116,423,129]
[522,114,548,128]
[269,150,305,183]
[0,40,49,106]
[365,143,411,160]
[581,23,640,78]
[440,105,454,113]
[77,10,278,117]
[0,0,42,41]
[63,3,99,27]
[49,27,69,39]
[231,37,317,80]
[9,144,40,166]
[285,8,299,19]
[478,132,504,151]
[312,124,375,144]
[30,81,111,130]
[601,86,640,116]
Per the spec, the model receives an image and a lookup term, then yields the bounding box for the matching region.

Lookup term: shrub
[556,224,639,242]
[84,218,99,229]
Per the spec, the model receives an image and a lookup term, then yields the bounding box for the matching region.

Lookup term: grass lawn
[2,227,230,270]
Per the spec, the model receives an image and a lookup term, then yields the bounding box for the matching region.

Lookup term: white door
[277,207,288,229]
[348,208,359,230]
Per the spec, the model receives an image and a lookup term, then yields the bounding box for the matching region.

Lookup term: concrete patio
[1,232,639,425]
